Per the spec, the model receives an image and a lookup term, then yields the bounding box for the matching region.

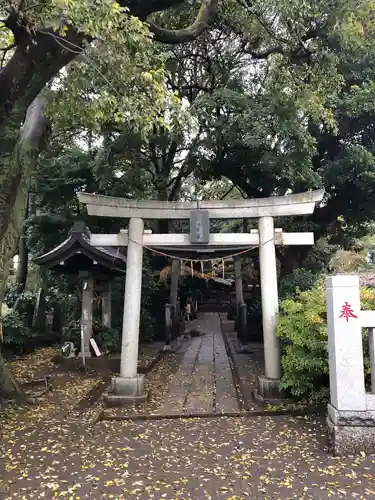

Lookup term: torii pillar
[256,216,281,401]
[110,218,147,403]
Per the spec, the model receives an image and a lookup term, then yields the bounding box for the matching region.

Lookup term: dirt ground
[1,346,375,499]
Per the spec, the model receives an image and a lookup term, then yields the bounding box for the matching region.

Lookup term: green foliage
[246,294,262,318]
[302,239,339,273]
[139,307,156,344]
[50,3,177,135]
[1,287,61,357]
[1,310,33,357]
[26,144,160,350]
[94,326,121,354]
[61,319,80,346]
[277,281,375,402]
[4,287,36,328]
[182,1,375,260]
[279,269,320,300]
[2,0,182,138]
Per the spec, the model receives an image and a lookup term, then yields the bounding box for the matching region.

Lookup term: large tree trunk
[0,94,48,304]
[0,349,25,402]
[0,94,49,401]
[0,35,81,244]
[0,183,32,403]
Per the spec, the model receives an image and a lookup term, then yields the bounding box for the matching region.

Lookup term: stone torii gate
[78,189,324,404]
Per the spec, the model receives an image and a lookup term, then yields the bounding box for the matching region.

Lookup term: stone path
[157,312,240,415]
[220,313,264,410]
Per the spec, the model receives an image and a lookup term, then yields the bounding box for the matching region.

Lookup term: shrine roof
[33,222,126,275]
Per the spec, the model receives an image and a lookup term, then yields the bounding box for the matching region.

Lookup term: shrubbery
[277,280,375,403]
[62,316,154,355]
[279,268,320,300]
[61,321,136,355]
[94,326,121,354]
[4,287,36,328]
[1,310,34,357]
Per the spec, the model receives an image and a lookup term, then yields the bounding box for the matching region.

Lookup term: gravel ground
[2,343,375,499]
[2,412,375,499]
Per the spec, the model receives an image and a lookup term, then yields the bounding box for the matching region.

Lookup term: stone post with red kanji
[326,274,375,455]
[326,275,366,412]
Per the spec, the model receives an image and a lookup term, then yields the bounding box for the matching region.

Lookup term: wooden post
[170,259,180,308]
[78,276,94,360]
[102,281,112,329]
[165,303,172,347]
[239,302,247,344]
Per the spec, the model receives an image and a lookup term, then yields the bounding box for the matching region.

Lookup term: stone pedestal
[327,404,375,455]
[164,304,180,352]
[254,375,285,403]
[104,375,148,406]
[235,340,252,353]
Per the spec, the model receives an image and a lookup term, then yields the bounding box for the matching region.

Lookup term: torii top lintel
[77,189,324,220]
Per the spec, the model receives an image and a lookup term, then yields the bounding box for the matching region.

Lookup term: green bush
[61,322,121,354]
[139,309,155,343]
[2,310,33,357]
[94,326,121,354]
[246,294,262,318]
[277,280,375,403]
[4,287,36,328]
[279,268,320,300]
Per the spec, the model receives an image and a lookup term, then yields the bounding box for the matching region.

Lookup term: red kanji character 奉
[339,302,358,322]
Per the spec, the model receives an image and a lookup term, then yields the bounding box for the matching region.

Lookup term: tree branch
[122,0,185,19]
[235,0,289,45]
[148,0,218,44]
[165,139,179,169]
[220,184,235,200]
[243,45,284,59]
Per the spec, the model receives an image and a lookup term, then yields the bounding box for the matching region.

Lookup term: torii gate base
[79,190,323,406]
